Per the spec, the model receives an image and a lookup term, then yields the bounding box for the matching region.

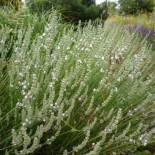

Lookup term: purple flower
[130,24,155,40]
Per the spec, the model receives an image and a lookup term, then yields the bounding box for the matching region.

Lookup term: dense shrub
[0,0,23,10]
[118,0,154,15]
[27,0,107,24]
[0,6,48,30]
[0,11,155,155]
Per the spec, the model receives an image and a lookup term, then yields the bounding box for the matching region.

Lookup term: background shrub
[106,12,155,50]
[118,0,154,15]
[26,0,107,24]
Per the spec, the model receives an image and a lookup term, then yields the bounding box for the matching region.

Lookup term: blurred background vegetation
[26,0,108,24]
[0,0,155,52]
[118,0,154,15]
[0,0,154,24]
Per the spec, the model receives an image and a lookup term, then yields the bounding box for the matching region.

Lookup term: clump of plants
[0,6,49,30]
[0,11,155,155]
[26,0,108,24]
[106,13,155,49]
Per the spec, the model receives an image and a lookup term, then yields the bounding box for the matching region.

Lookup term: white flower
[134,54,138,59]
[128,74,134,80]
[79,97,82,101]
[64,56,68,60]
[10,84,13,88]
[117,77,121,82]
[100,68,104,73]
[49,83,53,88]
[93,88,96,92]
[19,73,23,77]
[23,85,27,89]
[25,119,29,122]
[77,59,82,64]
[101,56,104,60]
[57,46,60,50]
[143,139,147,146]
[85,48,89,51]
[114,87,118,92]
[71,38,75,42]
[81,47,84,51]
[110,56,114,60]
[115,55,119,60]
[14,60,19,64]
[24,95,28,99]
[94,55,98,58]
[16,102,23,108]
[32,74,36,77]
[22,91,26,95]
[121,48,125,52]
[92,143,95,146]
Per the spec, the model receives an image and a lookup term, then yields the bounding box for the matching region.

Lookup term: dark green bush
[27,0,107,24]
[118,0,154,15]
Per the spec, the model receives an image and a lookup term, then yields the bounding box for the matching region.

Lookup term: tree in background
[27,0,108,24]
[118,0,154,15]
[82,0,95,6]
[59,0,101,23]
[26,0,55,12]
[108,1,117,16]
[98,1,117,17]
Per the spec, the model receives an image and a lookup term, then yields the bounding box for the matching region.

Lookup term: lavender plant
[0,11,155,155]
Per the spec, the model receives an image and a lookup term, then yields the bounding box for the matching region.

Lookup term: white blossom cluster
[0,11,155,155]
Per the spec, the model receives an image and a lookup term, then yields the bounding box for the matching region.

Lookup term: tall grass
[0,9,155,155]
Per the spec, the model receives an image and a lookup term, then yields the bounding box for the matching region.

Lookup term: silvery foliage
[0,11,155,155]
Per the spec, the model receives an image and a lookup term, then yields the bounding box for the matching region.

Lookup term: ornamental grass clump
[0,11,155,155]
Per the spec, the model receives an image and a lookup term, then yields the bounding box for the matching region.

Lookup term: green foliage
[82,0,95,6]
[118,0,154,15]
[1,10,155,155]
[27,0,55,13]
[0,7,39,29]
[106,13,155,50]
[134,150,152,155]
[0,7,57,61]
[106,13,155,29]
[27,0,107,24]
[59,0,100,23]
[108,2,117,16]
[98,1,118,17]
[0,0,23,10]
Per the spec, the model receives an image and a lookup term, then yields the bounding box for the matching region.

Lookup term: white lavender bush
[0,11,155,155]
